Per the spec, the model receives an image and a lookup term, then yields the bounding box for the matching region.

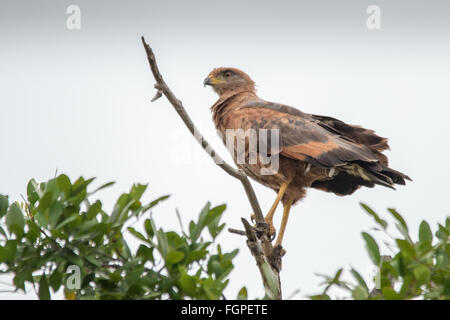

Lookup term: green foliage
[311,203,449,300]
[0,175,238,300]
[3,175,448,300]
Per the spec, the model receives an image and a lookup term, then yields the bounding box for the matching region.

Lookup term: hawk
[204,67,411,247]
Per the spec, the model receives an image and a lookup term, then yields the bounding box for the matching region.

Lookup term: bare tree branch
[141,36,263,221]
[141,36,284,299]
[227,228,247,236]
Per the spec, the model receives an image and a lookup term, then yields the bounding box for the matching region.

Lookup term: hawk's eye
[224,72,231,78]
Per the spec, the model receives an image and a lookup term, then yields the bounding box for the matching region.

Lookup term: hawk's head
[204,67,255,96]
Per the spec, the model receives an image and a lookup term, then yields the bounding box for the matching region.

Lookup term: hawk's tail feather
[362,169,396,190]
[359,163,411,189]
[343,162,411,190]
[381,167,412,185]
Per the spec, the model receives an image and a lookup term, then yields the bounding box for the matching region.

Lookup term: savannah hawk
[204,67,410,247]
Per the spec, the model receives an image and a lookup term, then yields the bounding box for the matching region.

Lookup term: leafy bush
[2,175,448,300]
[311,203,449,300]
[0,175,239,299]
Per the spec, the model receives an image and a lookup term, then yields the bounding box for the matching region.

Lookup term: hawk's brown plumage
[204,67,411,246]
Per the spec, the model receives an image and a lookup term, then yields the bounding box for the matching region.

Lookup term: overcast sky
[1,0,449,299]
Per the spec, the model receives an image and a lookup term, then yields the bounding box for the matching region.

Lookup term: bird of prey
[204,67,411,247]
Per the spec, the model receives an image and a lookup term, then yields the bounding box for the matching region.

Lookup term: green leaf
[186,249,208,263]
[71,177,95,196]
[388,208,411,242]
[155,228,169,259]
[38,275,51,300]
[136,245,154,263]
[85,255,103,268]
[130,183,147,201]
[206,204,226,239]
[0,194,9,218]
[413,265,431,286]
[25,220,40,243]
[86,200,102,220]
[237,286,248,300]
[388,208,408,231]
[435,224,449,240]
[202,278,221,300]
[26,179,41,204]
[56,174,72,195]
[49,271,63,292]
[144,219,154,238]
[419,221,433,243]
[127,227,148,243]
[396,239,416,258]
[360,203,388,229]
[352,285,369,300]
[206,204,226,224]
[197,202,210,225]
[49,201,64,228]
[5,203,25,237]
[417,240,433,255]
[44,178,59,196]
[331,268,344,285]
[399,274,413,298]
[13,270,33,292]
[382,287,401,300]
[165,251,184,265]
[90,181,115,194]
[166,231,184,250]
[55,215,79,230]
[110,194,133,223]
[0,240,17,263]
[190,202,211,241]
[179,271,196,296]
[141,195,170,214]
[362,232,381,265]
[209,260,223,277]
[37,192,53,211]
[350,268,369,293]
[63,251,83,267]
[35,209,49,227]
[189,221,196,239]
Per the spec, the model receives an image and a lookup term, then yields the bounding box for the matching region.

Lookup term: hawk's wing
[237,100,380,169]
[233,99,410,190]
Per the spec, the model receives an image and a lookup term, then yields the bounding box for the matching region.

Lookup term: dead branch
[141,36,284,299]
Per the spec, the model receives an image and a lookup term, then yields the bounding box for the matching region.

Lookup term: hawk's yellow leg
[264,181,290,236]
[274,197,293,247]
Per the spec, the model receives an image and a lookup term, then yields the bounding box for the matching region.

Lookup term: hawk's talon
[270,230,277,241]
[250,214,276,240]
[266,220,276,239]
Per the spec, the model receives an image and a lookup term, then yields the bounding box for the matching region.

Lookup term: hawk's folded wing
[236,100,380,169]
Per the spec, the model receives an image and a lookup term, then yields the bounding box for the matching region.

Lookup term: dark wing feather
[310,114,390,165]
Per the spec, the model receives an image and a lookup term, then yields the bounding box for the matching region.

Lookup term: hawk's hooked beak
[203,77,214,87]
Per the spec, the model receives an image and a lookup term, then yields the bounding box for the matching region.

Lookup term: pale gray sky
[1,0,449,299]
